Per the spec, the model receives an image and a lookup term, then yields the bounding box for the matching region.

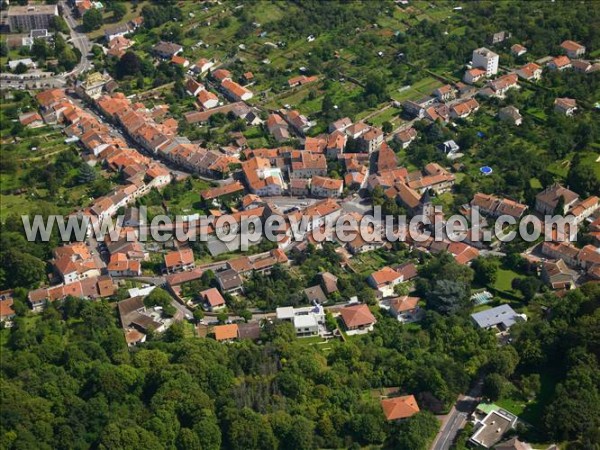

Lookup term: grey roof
[304,285,327,303]
[471,304,520,329]
[216,269,243,291]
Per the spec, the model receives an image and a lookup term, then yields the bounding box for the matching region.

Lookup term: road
[60,0,94,77]
[0,2,91,91]
[430,379,483,450]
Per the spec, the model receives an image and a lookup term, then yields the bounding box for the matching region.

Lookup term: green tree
[382,121,393,133]
[384,412,439,450]
[111,2,127,20]
[482,373,506,401]
[83,8,103,32]
[471,257,499,286]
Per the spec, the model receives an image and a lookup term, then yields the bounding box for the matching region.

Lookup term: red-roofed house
[339,304,377,335]
[200,287,226,311]
[164,248,195,274]
[381,395,420,421]
[561,40,586,58]
[368,266,403,297]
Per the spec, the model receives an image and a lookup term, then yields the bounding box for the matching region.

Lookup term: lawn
[349,251,387,276]
[492,268,525,300]
[390,76,443,103]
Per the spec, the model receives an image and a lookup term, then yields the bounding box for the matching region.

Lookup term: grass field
[390,76,444,102]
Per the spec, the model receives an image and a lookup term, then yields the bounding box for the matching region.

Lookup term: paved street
[430,378,483,450]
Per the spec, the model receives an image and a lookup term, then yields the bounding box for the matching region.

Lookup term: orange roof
[551,55,571,68]
[201,287,225,307]
[381,395,420,420]
[311,176,343,191]
[561,40,584,52]
[390,296,419,313]
[164,248,194,268]
[0,298,15,318]
[221,79,252,99]
[171,55,188,65]
[370,266,402,286]
[339,304,376,328]
[214,323,239,341]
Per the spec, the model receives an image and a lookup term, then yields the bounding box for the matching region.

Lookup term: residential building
[510,44,527,57]
[171,55,190,68]
[541,259,577,290]
[7,4,58,32]
[107,253,141,277]
[242,157,286,196]
[450,98,480,119]
[487,31,511,45]
[290,178,310,197]
[197,89,219,110]
[289,152,327,179]
[535,183,579,214]
[266,113,290,142]
[164,248,195,273]
[470,408,517,449]
[215,269,244,295]
[394,128,417,149]
[339,304,377,335]
[192,58,214,74]
[463,68,487,84]
[554,97,577,116]
[472,47,499,76]
[201,181,245,204]
[310,176,343,198]
[287,74,318,87]
[104,23,132,41]
[433,84,456,101]
[276,304,325,337]
[285,110,312,135]
[329,117,352,133]
[548,55,572,71]
[381,395,420,421]
[214,324,239,342]
[471,193,528,219]
[360,127,384,153]
[0,290,16,323]
[516,62,542,81]
[481,73,518,98]
[498,106,523,125]
[153,41,183,59]
[495,438,533,450]
[368,266,403,297]
[470,304,524,331]
[388,296,422,323]
[19,111,43,128]
[200,287,226,311]
[560,40,586,58]
[221,79,253,102]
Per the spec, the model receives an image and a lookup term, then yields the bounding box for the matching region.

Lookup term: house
[463,68,487,84]
[339,304,376,335]
[569,196,600,225]
[535,183,579,214]
[200,287,226,311]
[288,75,318,87]
[153,41,183,59]
[192,58,214,74]
[171,55,189,68]
[516,62,542,81]
[19,111,43,128]
[242,157,286,196]
[290,178,310,197]
[216,269,244,295]
[285,110,312,135]
[329,117,352,133]
[310,176,343,198]
[394,128,417,149]
[482,73,518,98]
[0,290,16,323]
[276,304,325,337]
[433,84,456,102]
[472,47,499,76]
[107,253,141,277]
[438,140,460,156]
[289,152,327,179]
[560,40,586,58]
[510,44,527,57]
[487,31,511,45]
[541,259,577,290]
[554,97,577,116]
[104,23,131,41]
[470,304,524,331]
[214,324,239,342]
[450,98,479,119]
[304,285,328,304]
[571,59,593,73]
[471,193,528,219]
[201,181,245,204]
[221,79,253,101]
[389,296,421,323]
[498,106,523,126]
[360,127,384,153]
[345,121,371,139]
[548,55,572,71]
[381,395,420,421]
[470,408,518,449]
[377,142,397,172]
[266,114,290,142]
[320,272,338,295]
[212,69,232,82]
[425,104,450,123]
[164,248,195,273]
[368,266,403,297]
[197,89,219,110]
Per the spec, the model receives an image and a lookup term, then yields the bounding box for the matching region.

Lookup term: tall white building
[472,47,499,76]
